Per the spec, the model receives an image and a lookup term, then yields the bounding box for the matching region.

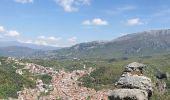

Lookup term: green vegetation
[1,53,170,99]
[38,74,52,84]
[25,55,170,91]
[0,57,36,99]
[24,54,170,99]
[80,54,170,99]
[22,58,98,71]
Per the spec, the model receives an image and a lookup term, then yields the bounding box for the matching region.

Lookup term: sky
[0,0,170,47]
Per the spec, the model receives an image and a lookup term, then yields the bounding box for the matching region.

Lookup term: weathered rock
[116,74,153,97]
[110,62,153,100]
[108,89,148,100]
[125,62,146,74]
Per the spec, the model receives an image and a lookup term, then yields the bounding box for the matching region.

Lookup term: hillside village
[0,57,158,100]
[4,57,108,100]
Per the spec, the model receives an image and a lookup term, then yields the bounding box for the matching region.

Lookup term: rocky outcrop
[124,62,146,74]
[109,62,153,100]
[109,89,148,100]
[116,75,152,95]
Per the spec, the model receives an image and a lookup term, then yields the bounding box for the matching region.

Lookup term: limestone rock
[116,75,153,97]
[125,62,146,74]
[108,89,148,100]
[110,62,153,100]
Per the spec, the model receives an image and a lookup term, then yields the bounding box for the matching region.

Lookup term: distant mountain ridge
[1,29,170,58]
[0,46,38,57]
[0,41,60,58]
[0,41,60,50]
[46,29,170,58]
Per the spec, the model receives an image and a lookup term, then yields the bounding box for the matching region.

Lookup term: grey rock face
[125,62,146,73]
[109,89,148,100]
[109,62,153,100]
[116,75,153,96]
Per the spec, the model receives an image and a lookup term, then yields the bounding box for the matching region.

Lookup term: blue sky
[0,0,170,47]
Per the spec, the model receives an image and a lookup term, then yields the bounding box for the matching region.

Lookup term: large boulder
[124,62,146,74]
[108,89,148,100]
[116,74,153,97]
[109,62,153,100]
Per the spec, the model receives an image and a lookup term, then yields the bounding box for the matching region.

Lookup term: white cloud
[0,25,20,37]
[0,26,5,32]
[126,18,144,26]
[92,18,108,26]
[15,0,33,4]
[55,0,90,12]
[0,25,77,47]
[6,30,20,37]
[19,36,78,47]
[82,18,108,26]
[19,36,62,46]
[37,35,62,41]
[36,36,62,46]
[49,36,58,41]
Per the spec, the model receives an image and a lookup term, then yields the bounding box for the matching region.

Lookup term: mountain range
[0,41,60,50]
[1,29,170,58]
[0,41,60,57]
[48,29,170,58]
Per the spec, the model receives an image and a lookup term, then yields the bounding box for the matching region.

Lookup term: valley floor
[1,55,170,100]
[6,58,109,100]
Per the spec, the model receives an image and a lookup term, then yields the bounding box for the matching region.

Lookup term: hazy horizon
[1,0,170,47]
